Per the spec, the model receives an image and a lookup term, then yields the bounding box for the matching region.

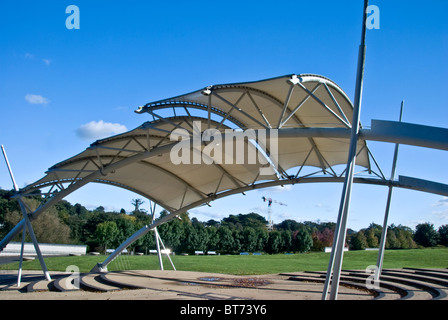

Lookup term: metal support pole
[151,200,176,270]
[1,145,19,191]
[157,232,176,271]
[1,145,51,282]
[149,201,164,270]
[375,101,404,280]
[322,0,369,300]
[1,144,26,286]
[20,201,51,281]
[154,227,164,270]
[17,220,27,287]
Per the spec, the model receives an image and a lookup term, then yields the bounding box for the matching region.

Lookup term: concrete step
[403,267,448,275]
[80,273,123,292]
[26,279,51,292]
[285,273,389,299]
[284,269,440,300]
[52,273,83,292]
[341,270,439,300]
[380,270,448,300]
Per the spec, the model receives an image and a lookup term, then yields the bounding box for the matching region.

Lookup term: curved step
[299,270,408,298]
[26,279,51,292]
[342,270,438,300]
[340,273,418,300]
[380,270,448,300]
[100,271,162,290]
[403,267,448,275]
[52,274,83,292]
[286,274,387,299]
[80,273,123,292]
[0,273,49,292]
[298,270,433,300]
[395,268,448,281]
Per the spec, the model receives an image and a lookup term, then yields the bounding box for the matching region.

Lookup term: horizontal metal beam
[363,120,448,151]
[269,121,448,151]
[398,175,448,196]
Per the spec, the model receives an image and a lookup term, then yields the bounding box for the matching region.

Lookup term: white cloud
[315,203,334,212]
[25,94,50,105]
[76,120,128,141]
[433,197,448,207]
[432,209,448,221]
[24,53,35,59]
[428,197,448,223]
[24,52,51,66]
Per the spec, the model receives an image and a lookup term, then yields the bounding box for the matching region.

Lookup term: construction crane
[261,196,287,230]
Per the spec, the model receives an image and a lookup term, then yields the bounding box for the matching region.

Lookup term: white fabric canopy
[21,74,373,212]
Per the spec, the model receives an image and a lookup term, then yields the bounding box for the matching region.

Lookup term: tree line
[1,189,447,254]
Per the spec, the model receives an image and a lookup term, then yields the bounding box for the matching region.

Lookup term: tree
[293,229,313,253]
[95,221,120,252]
[392,225,417,249]
[115,215,139,251]
[281,230,292,252]
[187,223,209,254]
[350,231,368,250]
[4,198,73,244]
[65,212,87,243]
[365,223,382,248]
[385,229,400,249]
[205,219,220,227]
[206,226,220,252]
[131,199,145,212]
[217,227,234,254]
[312,227,334,251]
[254,228,269,252]
[95,206,105,213]
[439,225,448,246]
[0,193,20,239]
[275,219,302,231]
[266,231,283,254]
[139,229,156,254]
[83,211,110,248]
[414,223,439,247]
[241,227,257,252]
[73,203,89,215]
[158,216,186,253]
[222,213,268,230]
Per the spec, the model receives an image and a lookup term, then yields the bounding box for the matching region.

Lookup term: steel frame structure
[1,103,446,291]
[1,1,447,299]
[0,116,448,292]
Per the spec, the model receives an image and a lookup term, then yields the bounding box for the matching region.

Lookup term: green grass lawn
[1,247,447,275]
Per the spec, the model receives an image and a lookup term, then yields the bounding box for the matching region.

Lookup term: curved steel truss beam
[137,75,354,131]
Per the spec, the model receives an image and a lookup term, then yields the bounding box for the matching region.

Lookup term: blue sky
[0,0,447,231]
